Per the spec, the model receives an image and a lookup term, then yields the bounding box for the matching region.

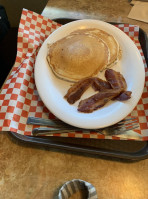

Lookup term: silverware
[32,127,97,136]
[27,117,139,136]
[27,117,71,128]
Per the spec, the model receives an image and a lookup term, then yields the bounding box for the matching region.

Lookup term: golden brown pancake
[47,33,109,82]
[71,28,120,67]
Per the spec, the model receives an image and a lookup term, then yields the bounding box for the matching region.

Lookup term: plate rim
[34,19,145,129]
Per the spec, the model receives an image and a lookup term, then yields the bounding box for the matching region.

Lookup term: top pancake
[47,28,120,82]
[47,33,109,82]
[71,28,119,66]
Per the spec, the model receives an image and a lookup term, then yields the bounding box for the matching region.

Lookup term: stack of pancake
[47,28,121,82]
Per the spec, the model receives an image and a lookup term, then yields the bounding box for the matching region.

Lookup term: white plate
[34,19,145,129]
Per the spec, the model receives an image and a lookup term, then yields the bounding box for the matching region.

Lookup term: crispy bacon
[92,77,112,91]
[105,69,131,102]
[65,77,112,104]
[64,77,93,104]
[78,89,122,113]
[105,69,127,90]
[65,69,131,112]
[114,91,132,101]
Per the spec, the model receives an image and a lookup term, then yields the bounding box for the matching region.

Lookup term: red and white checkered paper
[0,9,148,140]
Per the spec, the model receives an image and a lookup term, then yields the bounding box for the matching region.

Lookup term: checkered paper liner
[0,9,148,141]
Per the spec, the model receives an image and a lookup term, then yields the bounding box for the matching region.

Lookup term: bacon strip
[64,77,93,104]
[92,77,111,91]
[65,77,112,104]
[105,69,127,90]
[64,69,131,110]
[105,69,131,101]
[78,89,122,113]
[114,91,132,101]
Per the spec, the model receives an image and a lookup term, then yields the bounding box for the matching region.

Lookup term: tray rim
[9,131,148,160]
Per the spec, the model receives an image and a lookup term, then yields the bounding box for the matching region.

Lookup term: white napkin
[128,1,148,23]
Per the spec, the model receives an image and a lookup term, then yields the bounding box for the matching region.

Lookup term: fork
[27,117,139,136]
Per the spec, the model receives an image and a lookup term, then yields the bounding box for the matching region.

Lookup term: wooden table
[1,1,148,198]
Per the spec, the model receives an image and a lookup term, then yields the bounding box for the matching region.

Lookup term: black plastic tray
[9,19,148,160]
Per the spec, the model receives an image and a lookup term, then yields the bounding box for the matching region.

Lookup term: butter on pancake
[47,33,109,82]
